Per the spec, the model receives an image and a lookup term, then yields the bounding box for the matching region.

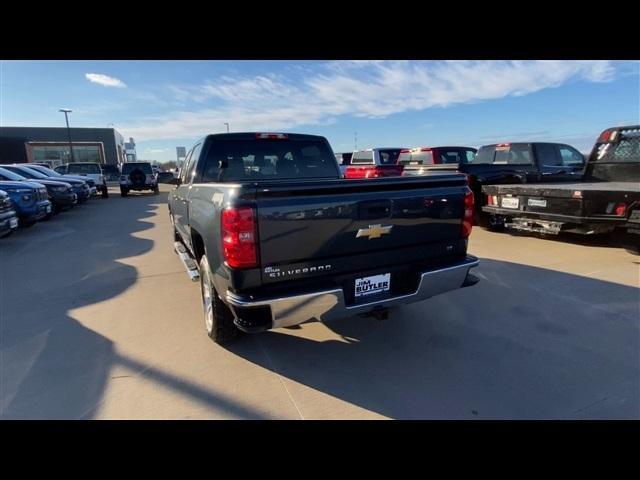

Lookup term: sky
[1,60,638,161]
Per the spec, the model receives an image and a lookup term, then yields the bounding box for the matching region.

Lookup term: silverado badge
[356,224,393,240]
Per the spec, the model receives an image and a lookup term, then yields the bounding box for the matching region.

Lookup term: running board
[174,241,200,282]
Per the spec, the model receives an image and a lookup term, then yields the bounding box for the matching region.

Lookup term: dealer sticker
[355,273,391,298]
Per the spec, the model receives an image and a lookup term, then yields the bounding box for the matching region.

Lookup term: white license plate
[9,217,18,229]
[355,273,391,298]
[46,205,52,213]
[528,199,547,207]
[501,197,520,209]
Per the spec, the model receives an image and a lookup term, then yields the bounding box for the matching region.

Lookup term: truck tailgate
[484,182,585,216]
[254,175,468,280]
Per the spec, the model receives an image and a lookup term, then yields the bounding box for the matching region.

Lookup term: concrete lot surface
[1,185,638,419]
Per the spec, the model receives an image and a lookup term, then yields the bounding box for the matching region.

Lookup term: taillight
[255,133,288,139]
[614,203,626,216]
[344,166,403,179]
[461,188,474,238]
[221,206,258,268]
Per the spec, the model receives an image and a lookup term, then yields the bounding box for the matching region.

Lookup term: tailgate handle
[358,200,392,220]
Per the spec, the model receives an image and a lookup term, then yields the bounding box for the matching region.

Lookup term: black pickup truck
[459,142,586,230]
[482,125,640,237]
[168,132,479,344]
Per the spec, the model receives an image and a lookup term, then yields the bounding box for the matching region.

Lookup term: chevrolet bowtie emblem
[356,224,393,239]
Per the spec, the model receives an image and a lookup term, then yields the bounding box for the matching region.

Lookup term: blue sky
[1,60,638,161]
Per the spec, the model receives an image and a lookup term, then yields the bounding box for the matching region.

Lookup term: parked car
[0,189,19,238]
[120,162,159,196]
[0,180,51,227]
[60,163,108,197]
[168,132,479,345]
[343,148,405,178]
[454,142,585,229]
[49,163,100,195]
[7,164,91,204]
[157,171,175,184]
[26,164,97,197]
[0,167,76,216]
[482,126,640,236]
[398,146,477,175]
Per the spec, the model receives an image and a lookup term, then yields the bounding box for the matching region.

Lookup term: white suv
[120,162,159,196]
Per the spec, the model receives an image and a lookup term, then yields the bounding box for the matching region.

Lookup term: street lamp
[224,123,229,133]
[59,108,76,163]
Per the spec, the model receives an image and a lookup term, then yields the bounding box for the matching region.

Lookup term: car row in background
[335,126,639,243]
[0,163,100,238]
[54,162,109,197]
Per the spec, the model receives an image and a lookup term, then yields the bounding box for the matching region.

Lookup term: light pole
[224,123,229,133]
[59,108,75,163]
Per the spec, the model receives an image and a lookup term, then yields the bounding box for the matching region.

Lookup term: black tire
[199,256,240,345]
[0,229,13,239]
[120,187,128,197]
[20,220,36,228]
[153,184,159,195]
[102,184,109,199]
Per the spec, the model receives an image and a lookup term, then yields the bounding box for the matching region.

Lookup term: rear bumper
[481,206,627,225]
[225,256,479,331]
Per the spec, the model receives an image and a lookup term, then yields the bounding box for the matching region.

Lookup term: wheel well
[190,228,205,263]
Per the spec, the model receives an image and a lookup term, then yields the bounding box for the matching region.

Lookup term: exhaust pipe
[174,241,200,282]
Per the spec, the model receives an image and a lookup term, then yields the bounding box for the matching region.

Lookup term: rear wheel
[120,187,128,197]
[200,256,240,345]
[153,184,159,195]
[102,183,109,199]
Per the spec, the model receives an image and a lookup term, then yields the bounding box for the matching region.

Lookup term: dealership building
[0,126,132,167]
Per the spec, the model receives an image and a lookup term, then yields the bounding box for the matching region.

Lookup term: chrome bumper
[226,256,479,329]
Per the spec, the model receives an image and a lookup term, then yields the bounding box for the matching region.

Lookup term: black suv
[119,162,159,197]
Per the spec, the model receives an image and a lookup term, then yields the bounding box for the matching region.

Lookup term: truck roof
[203,132,328,142]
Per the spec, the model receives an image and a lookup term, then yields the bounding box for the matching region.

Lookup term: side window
[180,149,193,183]
[187,143,202,182]
[558,146,585,167]
[536,144,562,166]
[464,150,476,164]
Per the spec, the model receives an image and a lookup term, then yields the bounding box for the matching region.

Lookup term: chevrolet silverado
[168,133,479,344]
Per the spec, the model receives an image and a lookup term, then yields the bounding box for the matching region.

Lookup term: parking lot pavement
[1,184,638,419]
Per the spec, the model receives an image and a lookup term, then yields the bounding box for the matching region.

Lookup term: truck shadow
[229,258,640,419]
[490,227,639,253]
[1,189,264,419]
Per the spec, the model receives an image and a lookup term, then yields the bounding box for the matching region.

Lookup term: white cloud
[85,73,127,88]
[123,61,616,141]
[145,148,169,154]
